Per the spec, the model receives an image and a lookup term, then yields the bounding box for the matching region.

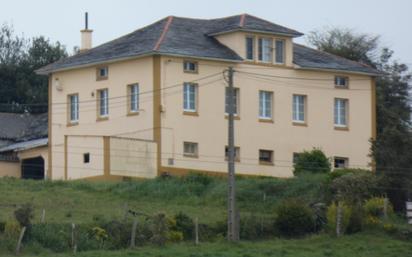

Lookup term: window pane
[183,83,196,111]
[246,37,254,60]
[293,95,305,122]
[261,38,272,62]
[100,90,108,116]
[259,91,272,119]
[70,95,79,122]
[258,38,263,60]
[275,40,285,63]
[130,85,139,112]
[334,99,347,126]
[259,150,273,163]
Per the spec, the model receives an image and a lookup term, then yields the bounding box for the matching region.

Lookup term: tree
[293,148,331,175]
[307,28,412,211]
[0,23,67,113]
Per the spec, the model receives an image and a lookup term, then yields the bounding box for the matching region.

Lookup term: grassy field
[0,174,324,224]
[4,232,411,257]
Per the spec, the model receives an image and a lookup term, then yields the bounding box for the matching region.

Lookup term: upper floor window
[97,89,109,118]
[258,38,273,63]
[293,94,306,123]
[225,87,239,115]
[69,94,79,123]
[246,36,254,60]
[334,98,348,127]
[335,76,349,88]
[128,84,139,113]
[183,83,197,112]
[259,91,273,119]
[83,153,90,163]
[275,39,285,64]
[96,66,108,81]
[183,61,198,73]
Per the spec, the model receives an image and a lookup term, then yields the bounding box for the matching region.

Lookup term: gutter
[36,52,241,75]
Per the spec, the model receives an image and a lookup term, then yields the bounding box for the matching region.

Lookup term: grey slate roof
[0,138,48,153]
[0,113,48,143]
[293,44,380,75]
[37,14,378,76]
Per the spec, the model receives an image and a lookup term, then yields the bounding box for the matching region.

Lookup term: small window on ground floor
[225,146,240,161]
[183,142,198,158]
[334,157,348,169]
[83,153,90,163]
[259,149,273,164]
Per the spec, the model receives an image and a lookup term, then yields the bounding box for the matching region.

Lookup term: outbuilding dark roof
[37,14,378,76]
[0,113,48,143]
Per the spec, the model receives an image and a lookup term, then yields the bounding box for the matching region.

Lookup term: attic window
[183,61,198,73]
[96,66,108,81]
[335,76,349,88]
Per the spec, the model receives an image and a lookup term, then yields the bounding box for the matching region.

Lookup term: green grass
[6,232,412,257]
[0,174,326,225]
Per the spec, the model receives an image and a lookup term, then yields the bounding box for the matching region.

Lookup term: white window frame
[259,91,273,120]
[293,94,306,123]
[225,87,239,116]
[335,76,349,88]
[69,94,79,123]
[258,37,273,63]
[129,84,139,113]
[183,142,198,157]
[183,61,198,73]
[98,89,109,117]
[275,39,285,64]
[334,98,348,127]
[334,157,349,169]
[183,83,197,112]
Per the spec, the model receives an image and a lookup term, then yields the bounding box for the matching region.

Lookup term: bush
[29,223,70,252]
[3,219,21,239]
[240,214,274,240]
[326,202,352,234]
[330,172,378,204]
[149,213,169,246]
[364,197,394,219]
[174,212,194,240]
[274,199,315,237]
[102,220,130,249]
[14,203,34,227]
[168,230,183,242]
[294,149,331,175]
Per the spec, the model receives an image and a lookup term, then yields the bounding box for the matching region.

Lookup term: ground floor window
[183,142,198,158]
[334,157,349,169]
[259,149,273,164]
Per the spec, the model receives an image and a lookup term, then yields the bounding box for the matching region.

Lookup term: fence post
[383,197,388,220]
[15,226,26,255]
[130,218,138,248]
[336,201,342,237]
[72,223,77,254]
[40,209,46,223]
[195,217,199,245]
[123,203,129,222]
[406,201,412,225]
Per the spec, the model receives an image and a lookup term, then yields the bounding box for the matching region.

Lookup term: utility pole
[226,67,239,241]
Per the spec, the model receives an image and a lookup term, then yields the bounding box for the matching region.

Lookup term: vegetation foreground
[0,171,411,256]
[1,233,412,257]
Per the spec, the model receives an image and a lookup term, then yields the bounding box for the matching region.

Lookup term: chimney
[80,12,93,52]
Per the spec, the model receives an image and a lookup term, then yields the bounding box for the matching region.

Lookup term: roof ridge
[294,43,377,70]
[153,16,174,51]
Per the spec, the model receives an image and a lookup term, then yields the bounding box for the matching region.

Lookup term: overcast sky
[1,0,411,65]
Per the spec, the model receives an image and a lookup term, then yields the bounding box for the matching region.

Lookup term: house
[36,14,379,180]
[0,112,48,179]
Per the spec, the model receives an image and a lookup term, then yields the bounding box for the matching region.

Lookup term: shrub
[149,213,169,246]
[346,205,364,234]
[168,230,183,242]
[102,220,130,249]
[14,203,34,227]
[239,214,274,240]
[174,212,194,240]
[29,223,70,252]
[364,197,394,219]
[326,202,352,234]
[3,219,21,240]
[274,199,315,237]
[330,172,378,204]
[294,149,331,175]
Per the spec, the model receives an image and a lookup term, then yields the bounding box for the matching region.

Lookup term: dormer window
[275,39,285,64]
[246,36,255,60]
[335,76,349,88]
[258,38,273,63]
[183,61,198,73]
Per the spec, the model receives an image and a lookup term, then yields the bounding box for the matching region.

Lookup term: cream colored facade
[48,32,375,180]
